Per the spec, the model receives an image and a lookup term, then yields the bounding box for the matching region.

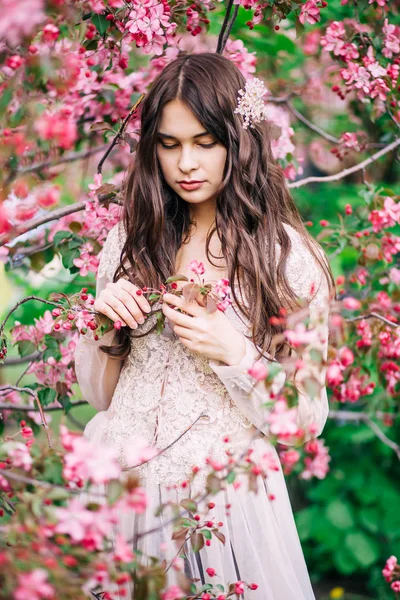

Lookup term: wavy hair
[104,51,334,360]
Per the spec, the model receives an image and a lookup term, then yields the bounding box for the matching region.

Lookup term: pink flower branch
[345,312,399,328]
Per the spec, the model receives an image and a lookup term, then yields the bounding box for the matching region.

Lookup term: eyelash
[159,142,217,150]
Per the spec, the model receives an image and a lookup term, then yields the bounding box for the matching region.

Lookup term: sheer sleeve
[74,223,126,412]
[209,225,330,442]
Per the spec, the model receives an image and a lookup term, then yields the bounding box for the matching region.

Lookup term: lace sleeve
[74,223,127,412]
[209,225,330,441]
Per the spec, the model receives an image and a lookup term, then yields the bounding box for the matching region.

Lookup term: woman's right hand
[94,279,152,329]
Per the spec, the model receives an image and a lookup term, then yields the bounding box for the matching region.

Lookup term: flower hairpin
[234,77,269,130]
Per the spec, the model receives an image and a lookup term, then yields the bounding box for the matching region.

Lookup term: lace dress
[74,222,330,600]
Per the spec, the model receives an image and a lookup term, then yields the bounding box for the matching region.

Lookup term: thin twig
[0,385,52,447]
[96,94,145,174]
[0,398,87,411]
[220,4,239,52]
[216,0,235,54]
[288,137,400,188]
[0,351,42,366]
[17,144,109,175]
[0,296,61,337]
[328,410,400,460]
[0,191,120,247]
[345,312,398,328]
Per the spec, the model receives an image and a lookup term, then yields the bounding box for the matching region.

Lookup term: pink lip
[178,181,204,190]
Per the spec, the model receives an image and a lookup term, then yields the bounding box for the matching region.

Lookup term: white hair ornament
[234,77,269,129]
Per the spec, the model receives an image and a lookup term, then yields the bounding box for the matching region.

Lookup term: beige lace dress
[74,222,330,600]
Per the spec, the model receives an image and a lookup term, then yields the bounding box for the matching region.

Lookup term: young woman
[75,51,334,599]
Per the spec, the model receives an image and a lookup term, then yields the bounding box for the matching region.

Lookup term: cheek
[157,152,174,181]
[208,149,227,182]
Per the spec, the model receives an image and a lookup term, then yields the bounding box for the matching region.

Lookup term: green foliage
[295,419,400,594]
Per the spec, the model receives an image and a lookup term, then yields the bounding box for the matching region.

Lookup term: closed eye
[159,142,218,150]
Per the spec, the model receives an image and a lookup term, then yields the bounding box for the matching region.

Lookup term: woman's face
[156,98,227,208]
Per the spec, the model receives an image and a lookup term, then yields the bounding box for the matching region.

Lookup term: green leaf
[37,387,57,407]
[53,230,73,246]
[325,499,355,530]
[358,507,380,534]
[107,480,124,505]
[201,529,212,540]
[180,498,197,512]
[165,274,189,284]
[226,471,236,484]
[190,532,204,552]
[344,531,380,568]
[0,88,12,117]
[333,545,358,575]
[91,13,109,36]
[295,506,320,541]
[17,340,36,358]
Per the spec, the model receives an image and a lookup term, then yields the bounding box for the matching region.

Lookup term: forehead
[158,98,209,139]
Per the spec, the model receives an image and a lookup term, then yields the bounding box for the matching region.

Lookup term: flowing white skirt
[84,413,316,600]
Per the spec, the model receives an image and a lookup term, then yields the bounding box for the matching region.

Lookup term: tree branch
[345,312,398,328]
[328,409,400,460]
[288,137,400,188]
[0,296,62,338]
[17,144,109,175]
[0,191,121,247]
[96,94,145,175]
[216,0,235,54]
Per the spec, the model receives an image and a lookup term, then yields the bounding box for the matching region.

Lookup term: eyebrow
[157,131,211,140]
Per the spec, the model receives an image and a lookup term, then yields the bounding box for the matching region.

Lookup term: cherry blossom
[15,569,55,600]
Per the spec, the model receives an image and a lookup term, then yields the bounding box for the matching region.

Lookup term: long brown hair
[106,51,334,360]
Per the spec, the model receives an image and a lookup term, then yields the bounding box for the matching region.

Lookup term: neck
[189,199,216,239]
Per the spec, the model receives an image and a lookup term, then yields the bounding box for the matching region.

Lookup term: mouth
[178,181,205,190]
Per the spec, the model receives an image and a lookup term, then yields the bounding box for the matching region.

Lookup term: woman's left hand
[162,292,246,366]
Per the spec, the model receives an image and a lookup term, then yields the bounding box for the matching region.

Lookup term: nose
[177,145,199,173]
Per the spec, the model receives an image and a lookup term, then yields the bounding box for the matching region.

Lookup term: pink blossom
[299,0,321,25]
[248,361,268,382]
[267,399,299,438]
[217,298,232,312]
[382,19,400,59]
[119,487,148,514]
[4,442,33,472]
[88,173,103,197]
[327,362,344,386]
[389,268,400,285]
[342,297,361,310]
[0,0,46,48]
[54,499,117,550]
[301,439,331,480]
[60,425,121,486]
[161,585,185,600]
[114,534,135,563]
[391,581,400,592]
[321,21,346,56]
[15,569,55,600]
[234,581,245,595]
[280,449,300,475]
[383,555,398,582]
[73,252,100,277]
[124,435,158,467]
[188,260,205,275]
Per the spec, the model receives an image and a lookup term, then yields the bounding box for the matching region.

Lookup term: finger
[112,286,147,325]
[163,293,204,317]
[162,302,195,328]
[102,293,140,329]
[172,324,193,340]
[119,279,151,313]
[94,300,127,327]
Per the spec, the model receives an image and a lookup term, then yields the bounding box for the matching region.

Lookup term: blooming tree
[0,0,399,597]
